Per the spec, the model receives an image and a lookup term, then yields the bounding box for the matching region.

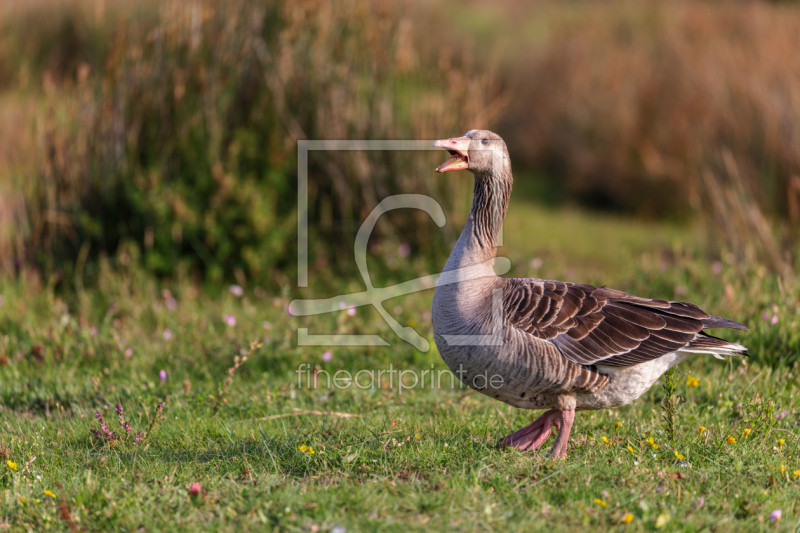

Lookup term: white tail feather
[678,342,747,359]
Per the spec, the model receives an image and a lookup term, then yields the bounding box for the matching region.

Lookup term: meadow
[2,196,799,532]
[3,0,800,531]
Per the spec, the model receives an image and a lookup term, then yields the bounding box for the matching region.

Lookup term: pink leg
[499,409,561,451]
[547,409,575,459]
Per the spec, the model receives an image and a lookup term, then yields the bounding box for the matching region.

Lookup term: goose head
[433,129,511,177]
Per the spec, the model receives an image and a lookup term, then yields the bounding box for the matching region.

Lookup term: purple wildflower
[224,314,236,327]
[229,285,244,297]
[764,312,770,321]
[711,261,723,275]
[322,351,333,362]
[135,432,143,445]
[95,411,115,440]
[695,496,705,509]
[188,482,206,498]
[163,328,173,340]
[348,305,356,317]
[159,369,167,383]
[776,410,789,420]
[116,404,132,435]
[165,297,178,311]
[772,314,778,325]
[398,243,411,258]
[770,510,782,523]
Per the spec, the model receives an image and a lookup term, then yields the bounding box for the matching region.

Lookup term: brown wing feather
[504,279,746,368]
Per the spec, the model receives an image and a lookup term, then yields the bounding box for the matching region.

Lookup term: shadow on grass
[61,421,435,479]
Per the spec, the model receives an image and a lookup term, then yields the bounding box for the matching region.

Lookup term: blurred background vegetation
[0,0,798,291]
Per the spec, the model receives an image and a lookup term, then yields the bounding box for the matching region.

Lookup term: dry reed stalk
[257,408,360,421]
[503,1,800,268]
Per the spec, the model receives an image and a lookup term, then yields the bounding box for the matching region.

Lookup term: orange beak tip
[434,135,471,173]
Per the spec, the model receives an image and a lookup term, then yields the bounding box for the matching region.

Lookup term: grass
[1,202,800,532]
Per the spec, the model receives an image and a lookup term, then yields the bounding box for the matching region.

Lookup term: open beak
[433,136,470,172]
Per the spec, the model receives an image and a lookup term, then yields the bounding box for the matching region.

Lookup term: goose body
[430,130,747,457]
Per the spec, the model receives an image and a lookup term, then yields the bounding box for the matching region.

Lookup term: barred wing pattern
[503,279,746,368]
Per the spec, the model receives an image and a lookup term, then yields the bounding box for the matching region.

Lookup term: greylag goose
[430,130,747,459]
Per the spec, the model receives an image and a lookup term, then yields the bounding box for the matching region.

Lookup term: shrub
[3,0,498,285]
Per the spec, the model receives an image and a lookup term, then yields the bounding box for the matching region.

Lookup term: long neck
[444,171,512,273]
[470,175,512,249]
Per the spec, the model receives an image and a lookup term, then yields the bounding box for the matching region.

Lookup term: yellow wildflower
[686,376,700,387]
[646,437,659,450]
[602,436,610,444]
[674,451,686,461]
[727,436,737,445]
[615,422,622,429]
[699,426,706,433]
[622,513,634,524]
[794,469,800,478]
[594,498,607,507]
[36,499,40,503]
[19,497,24,504]
[415,433,420,440]
[627,445,636,453]
[6,460,17,470]
[778,439,785,448]
[741,428,751,438]
[43,490,56,498]
[297,444,314,455]
[779,465,786,474]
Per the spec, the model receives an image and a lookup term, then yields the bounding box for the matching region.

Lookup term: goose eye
[481,139,489,145]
